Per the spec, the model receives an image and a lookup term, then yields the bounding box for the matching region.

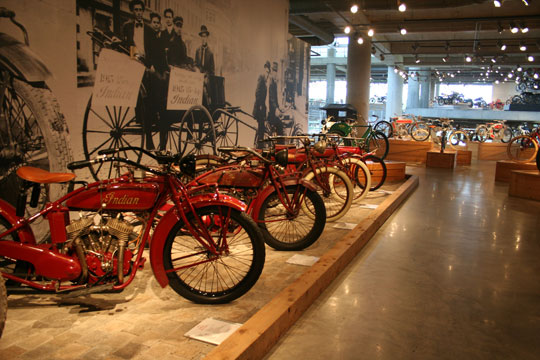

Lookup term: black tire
[362,155,387,191]
[178,105,217,157]
[410,122,430,142]
[374,120,393,138]
[258,185,326,251]
[501,127,513,143]
[163,205,265,304]
[437,98,445,106]
[0,79,72,241]
[342,157,371,202]
[0,276,6,339]
[475,125,488,143]
[448,130,469,150]
[367,130,389,160]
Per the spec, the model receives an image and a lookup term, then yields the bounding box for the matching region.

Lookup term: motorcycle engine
[65,213,135,283]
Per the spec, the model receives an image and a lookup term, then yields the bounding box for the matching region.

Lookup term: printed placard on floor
[185,318,242,345]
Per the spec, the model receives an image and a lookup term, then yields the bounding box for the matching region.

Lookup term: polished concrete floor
[267,161,540,360]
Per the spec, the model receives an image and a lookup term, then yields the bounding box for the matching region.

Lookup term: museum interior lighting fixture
[399,26,407,35]
[528,55,534,62]
[398,1,407,12]
[344,25,351,34]
[498,41,507,51]
[510,22,519,33]
[357,34,364,44]
[350,4,358,14]
[465,55,472,62]
[519,42,527,51]
[520,23,529,33]
[367,28,374,37]
[493,0,502,7]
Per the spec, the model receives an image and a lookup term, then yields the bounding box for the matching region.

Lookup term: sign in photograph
[167,67,204,110]
[92,49,145,108]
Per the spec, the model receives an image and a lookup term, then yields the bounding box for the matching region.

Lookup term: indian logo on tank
[103,192,140,205]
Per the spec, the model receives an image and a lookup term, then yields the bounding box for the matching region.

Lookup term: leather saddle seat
[16,166,76,184]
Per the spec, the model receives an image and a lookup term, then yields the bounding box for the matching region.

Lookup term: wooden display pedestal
[478,142,508,161]
[495,160,538,182]
[456,150,472,165]
[509,170,540,201]
[366,160,406,182]
[426,150,456,169]
[386,139,433,163]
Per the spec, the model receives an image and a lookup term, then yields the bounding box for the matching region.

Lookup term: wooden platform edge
[204,175,420,360]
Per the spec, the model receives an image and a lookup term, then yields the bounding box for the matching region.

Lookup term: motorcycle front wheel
[163,206,265,304]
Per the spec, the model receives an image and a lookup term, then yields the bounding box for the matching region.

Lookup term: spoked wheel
[374,120,393,138]
[163,205,265,304]
[178,105,217,157]
[410,122,430,141]
[448,130,469,150]
[362,155,387,191]
[302,166,354,222]
[341,157,371,201]
[475,125,489,143]
[82,94,145,180]
[212,108,239,148]
[507,135,538,163]
[257,185,326,251]
[500,127,513,143]
[367,131,389,160]
[0,78,72,241]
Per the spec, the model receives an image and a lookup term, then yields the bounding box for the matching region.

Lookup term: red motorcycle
[0,147,265,305]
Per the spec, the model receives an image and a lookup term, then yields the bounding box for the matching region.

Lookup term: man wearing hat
[195,25,215,75]
[167,16,189,68]
[253,61,271,145]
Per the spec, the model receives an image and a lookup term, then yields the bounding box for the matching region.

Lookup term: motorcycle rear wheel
[163,206,265,304]
[0,275,6,339]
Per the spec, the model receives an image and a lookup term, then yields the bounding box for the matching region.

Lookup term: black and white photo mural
[0,0,310,184]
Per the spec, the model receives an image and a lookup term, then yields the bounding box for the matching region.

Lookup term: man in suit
[121,0,153,67]
[195,25,215,75]
[253,61,271,145]
[147,12,167,73]
[267,61,284,137]
[167,16,189,68]
[161,9,175,44]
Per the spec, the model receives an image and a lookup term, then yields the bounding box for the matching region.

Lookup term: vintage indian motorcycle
[0,149,266,312]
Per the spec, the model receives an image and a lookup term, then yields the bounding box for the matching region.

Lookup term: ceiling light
[465,55,472,62]
[367,28,375,37]
[500,43,507,51]
[399,26,407,35]
[495,80,500,84]
[344,26,351,34]
[491,58,497,63]
[357,35,364,44]
[510,23,519,33]
[351,4,359,13]
[442,55,449,63]
[398,1,406,12]
[415,55,420,64]
[521,23,529,33]
[522,0,529,5]
[534,73,539,79]
[517,65,523,72]
[520,43,527,51]
[508,72,513,78]
[528,55,534,62]
[493,0,502,7]
[394,66,399,73]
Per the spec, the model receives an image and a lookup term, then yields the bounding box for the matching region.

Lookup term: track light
[520,23,529,33]
[367,28,374,37]
[399,26,407,35]
[493,0,502,7]
[497,22,504,34]
[534,73,539,79]
[498,41,507,51]
[442,55,449,63]
[522,0,529,5]
[357,35,364,44]
[510,23,519,33]
[491,57,497,63]
[344,26,351,34]
[350,4,359,13]
[495,80,500,84]
[398,1,406,12]
[520,43,527,51]
[465,55,472,62]
[517,65,523,72]
[415,55,420,63]
[528,55,534,62]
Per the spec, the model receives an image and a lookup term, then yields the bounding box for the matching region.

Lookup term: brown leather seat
[16,166,76,184]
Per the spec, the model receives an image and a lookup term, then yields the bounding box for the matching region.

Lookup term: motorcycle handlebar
[218,146,271,164]
[67,160,92,170]
[0,8,15,18]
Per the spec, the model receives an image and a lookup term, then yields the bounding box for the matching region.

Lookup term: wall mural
[0,0,310,191]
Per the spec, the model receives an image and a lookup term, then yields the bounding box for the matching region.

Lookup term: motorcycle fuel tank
[66,182,160,211]
[198,168,264,188]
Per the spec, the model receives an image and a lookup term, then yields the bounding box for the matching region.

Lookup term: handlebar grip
[67,160,92,170]
[0,8,15,18]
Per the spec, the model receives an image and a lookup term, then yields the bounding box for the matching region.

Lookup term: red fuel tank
[197,168,264,188]
[66,182,161,211]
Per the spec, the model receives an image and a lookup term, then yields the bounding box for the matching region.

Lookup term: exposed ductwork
[289,15,335,45]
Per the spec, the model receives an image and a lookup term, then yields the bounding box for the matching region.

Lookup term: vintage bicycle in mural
[0,7,73,241]
[82,28,259,181]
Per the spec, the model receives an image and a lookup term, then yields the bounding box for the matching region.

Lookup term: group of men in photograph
[119,0,216,150]
[254,61,284,144]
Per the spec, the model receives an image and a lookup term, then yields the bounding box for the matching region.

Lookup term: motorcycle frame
[0,163,246,292]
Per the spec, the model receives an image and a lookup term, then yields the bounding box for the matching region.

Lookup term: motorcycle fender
[0,241,81,281]
[0,199,36,244]
[149,193,246,288]
[250,178,316,221]
[0,34,51,82]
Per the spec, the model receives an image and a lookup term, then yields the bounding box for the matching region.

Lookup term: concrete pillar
[406,67,420,109]
[434,82,440,98]
[385,66,403,120]
[419,70,431,108]
[346,35,371,124]
[430,79,436,106]
[326,48,336,104]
